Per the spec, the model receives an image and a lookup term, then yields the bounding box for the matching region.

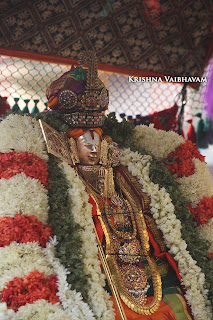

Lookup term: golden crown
[46,51,109,128]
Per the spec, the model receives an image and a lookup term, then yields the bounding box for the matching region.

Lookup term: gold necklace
[77,164,101,177]
[81,169,162,315]
[104,195,137,240]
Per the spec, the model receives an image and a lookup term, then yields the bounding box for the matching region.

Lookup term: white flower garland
[0,115,96,319]
[0,114,48,161]
[177,159,213,207]
[0,242,54,291]
[197,217,213,253]
[43,237,95,320]
[15,300,71,320]
[1,115,212,319]
[0,173,49,224]
[61,162,115,320]
[120,149,212,320]
[133,124,213,262]
[0,240,95,319]
[177,158,213,255]
[134,124,184,158]
[0,303,15,320]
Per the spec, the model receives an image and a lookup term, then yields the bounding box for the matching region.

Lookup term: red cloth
[0,96,10,114]
[150,104,178,132]
[187,119,196,143]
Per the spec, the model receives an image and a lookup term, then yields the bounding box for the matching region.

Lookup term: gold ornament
[46,51,109,128]
[69,137,80,164]
[100,139,109,166]
[100,136,122,167]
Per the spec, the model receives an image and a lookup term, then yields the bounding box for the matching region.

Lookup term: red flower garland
[0,214,53,247]
[164,140,205,177]
[0,151,48,188]
[1,270,59,311]
[188,196,213,227]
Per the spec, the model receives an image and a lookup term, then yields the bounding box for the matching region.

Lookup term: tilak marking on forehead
[78,131,100,146]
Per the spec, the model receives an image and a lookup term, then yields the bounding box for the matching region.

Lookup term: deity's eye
[85,144,98,152]
[85,144,93,150]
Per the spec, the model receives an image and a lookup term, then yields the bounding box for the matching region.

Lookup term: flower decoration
[15,300,71,320]
[188,196,213,227]
[60,162,115,320]
[0,114,48,161]
[0,302,15,319]
[0,114,96,319]
[0,214,53,248]
[134,124,184,158]
[121,149,212,320]
[0,114,212,320]
[0,173,49,224]
[0,151,48,188]
[164,140,205,177]
[0,242,54,291]
[43,238,96,320]
[177,159,213,207]
[1,270,59,311]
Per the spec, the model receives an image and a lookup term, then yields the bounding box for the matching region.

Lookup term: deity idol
[0,51,212,320]
[40,51,207,320]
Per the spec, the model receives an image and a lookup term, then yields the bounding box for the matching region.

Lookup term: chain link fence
[0,55,211,123]
[0,54,213,174]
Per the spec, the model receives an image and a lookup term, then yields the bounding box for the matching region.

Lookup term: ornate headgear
[67,127,103,139]
[46,51,109,128]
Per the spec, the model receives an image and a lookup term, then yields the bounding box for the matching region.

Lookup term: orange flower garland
[1,270,59,311]
[0,214,53,248]
[164,140,205,177]
[0,151,48,188]
[188,196,213,227]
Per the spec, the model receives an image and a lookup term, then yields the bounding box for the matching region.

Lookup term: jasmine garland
[120,150,212,320]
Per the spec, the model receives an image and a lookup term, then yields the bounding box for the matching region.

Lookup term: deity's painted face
[76,131,101,165]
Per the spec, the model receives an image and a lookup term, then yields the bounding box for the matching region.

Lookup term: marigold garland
[164,140,205,177]
[0,151,48,188]
[188,196,213,227]
[0,214,53,248]
[1,270,59,311]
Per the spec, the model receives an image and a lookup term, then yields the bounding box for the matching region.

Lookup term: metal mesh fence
[0,55,212,125]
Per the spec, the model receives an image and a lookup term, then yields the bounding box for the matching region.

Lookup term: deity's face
[76,131,101,165]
